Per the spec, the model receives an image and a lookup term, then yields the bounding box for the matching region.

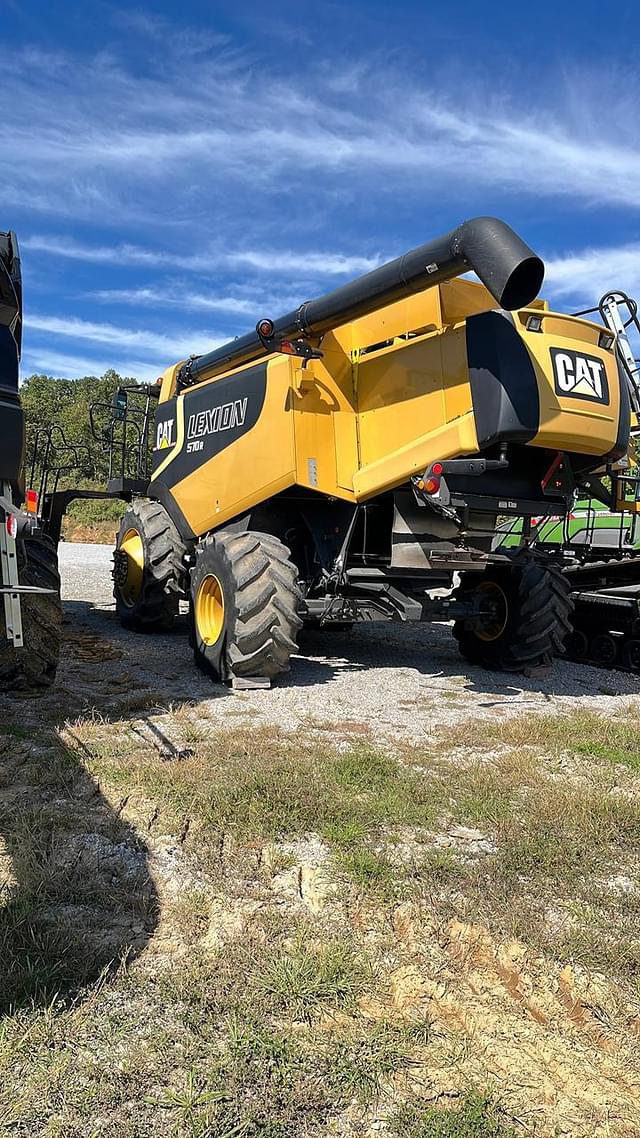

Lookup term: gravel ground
[46,543,640,744]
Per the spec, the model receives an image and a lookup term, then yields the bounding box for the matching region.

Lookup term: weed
[336,847,402,897]
[256,938,371,1019]
[390,1089,516,1137]
[327,1020,428,1102]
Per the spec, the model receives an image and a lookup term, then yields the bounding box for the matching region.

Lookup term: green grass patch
[336,847,400,893]
[326,1020,428,1103]
[464,706,640,773]
[255,937,370,1019]
[74,726,438,851]
[390,1090,516,1137]
[66,709,640,981]
[6,703,640,1134]
[0,723,32,740]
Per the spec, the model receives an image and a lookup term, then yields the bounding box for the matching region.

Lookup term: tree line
[20,370,145,487]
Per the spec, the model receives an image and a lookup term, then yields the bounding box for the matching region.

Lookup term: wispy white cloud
[111,8,230,58]
[87,285,308,317]
[88,286,258,315]
[2,46,640,228]
[226,250,380,274]
[544,242,640,304]
[22,235,206,270]
[23,235,381,276]
[27,313,223,361]
[21,348,159,383]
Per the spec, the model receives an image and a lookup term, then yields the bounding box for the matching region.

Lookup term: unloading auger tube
[178,216,544,386]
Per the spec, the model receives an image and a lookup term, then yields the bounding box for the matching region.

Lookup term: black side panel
[152,362,267,489]
[0,386,24,482]
[465,310,539,449]
[609,356,631,462]
[150,480,197,543]
[0,232,24,484]
[0,325,19,392]
[0,230,22,361]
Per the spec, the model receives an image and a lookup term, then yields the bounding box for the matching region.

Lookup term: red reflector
[280,340,296,355]
[25,488,38,514]
[541,451,563,492]
[6,513,17,539]
[432,462,444,476]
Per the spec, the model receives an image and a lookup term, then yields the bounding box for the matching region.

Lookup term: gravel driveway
[44,543,640,744]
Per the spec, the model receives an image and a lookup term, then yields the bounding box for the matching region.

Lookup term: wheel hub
[196,573,225,646]
[474,579,509,642]
[112,548,128,586]
[115,528,144,606]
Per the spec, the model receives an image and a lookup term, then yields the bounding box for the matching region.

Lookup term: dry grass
[3,700,640,1134]
[61,519,118,544]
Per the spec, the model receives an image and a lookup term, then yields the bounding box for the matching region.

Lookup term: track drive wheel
[0,534,61,689]
[453,554,573,672]
[113,499,187,631]
[190,530,303,684]
[590,633,620,667]
[565,628,589,660]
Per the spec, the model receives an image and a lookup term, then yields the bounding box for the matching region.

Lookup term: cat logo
[550,348,609,404]
[155,417,175,450]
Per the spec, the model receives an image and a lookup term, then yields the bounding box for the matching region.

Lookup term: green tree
[20,369,145,487]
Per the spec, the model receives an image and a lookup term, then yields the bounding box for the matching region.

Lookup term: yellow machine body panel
[514,310,623,456]
[153,355,296,537]
[150,278,626,537]
[290,332,357,496]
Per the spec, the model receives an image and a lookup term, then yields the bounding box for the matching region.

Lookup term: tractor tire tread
[193,530,302,681]
[114,499,187,631]
[0,534,61,689]
[454,556,573,671]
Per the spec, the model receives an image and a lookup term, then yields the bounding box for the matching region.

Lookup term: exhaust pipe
[180,216,544,385]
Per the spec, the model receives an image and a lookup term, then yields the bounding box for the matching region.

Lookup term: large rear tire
[0,534,61,690]
[113,499,187,631]
[190,530,303,683]
[453,554,573,671]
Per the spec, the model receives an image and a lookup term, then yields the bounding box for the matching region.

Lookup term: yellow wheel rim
[475,580,509,642]
[196,574,225,646]
[118,527,144,607]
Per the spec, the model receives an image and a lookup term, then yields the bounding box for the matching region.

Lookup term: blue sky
[3,0,640,382]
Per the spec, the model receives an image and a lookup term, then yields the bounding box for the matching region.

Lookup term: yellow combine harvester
[111,217,629,686]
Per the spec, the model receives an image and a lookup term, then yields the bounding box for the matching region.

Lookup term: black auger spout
[179,217,544,386]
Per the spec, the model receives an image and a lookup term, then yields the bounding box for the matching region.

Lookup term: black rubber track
[0,534,61,689]
[192,530,303,682]
[563,611,640,675]
[453,555,574,671]
[114,499,187,631]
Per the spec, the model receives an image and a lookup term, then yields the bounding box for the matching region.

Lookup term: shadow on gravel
[64,594,640,704]
[293,621,640,700]
[0,679,162,1014]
